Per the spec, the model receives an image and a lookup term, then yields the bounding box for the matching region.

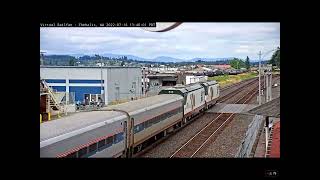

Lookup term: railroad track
[138,75,279,157]
[219,74,279,92]
[136,78,259,158]
[219,77,258,91]
[218,78,260,103]
[170,83,259,158]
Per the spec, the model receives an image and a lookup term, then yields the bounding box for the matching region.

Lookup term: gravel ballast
[194,113,255,157]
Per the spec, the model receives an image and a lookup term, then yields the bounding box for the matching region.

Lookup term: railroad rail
[218,78,260,103]
[170,82,259,158]
[219,74,279,92]
[219,77,257,91]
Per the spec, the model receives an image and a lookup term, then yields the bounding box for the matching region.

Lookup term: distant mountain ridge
[44,53,260,63]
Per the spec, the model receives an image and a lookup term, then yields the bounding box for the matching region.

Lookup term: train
[40,80,219,158]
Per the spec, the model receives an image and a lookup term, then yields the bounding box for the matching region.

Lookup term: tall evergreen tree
[275,47,280,68]
[69,59,76,66]
[245,56,250,70]
[269,47,280,67]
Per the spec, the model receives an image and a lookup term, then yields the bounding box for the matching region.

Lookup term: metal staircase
[41,80,61,111]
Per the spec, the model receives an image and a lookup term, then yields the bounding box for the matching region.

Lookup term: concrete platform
[207,103,258,114]
[248,97,280,118]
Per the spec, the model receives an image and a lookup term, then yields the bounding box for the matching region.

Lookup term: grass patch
[208,72,258,87]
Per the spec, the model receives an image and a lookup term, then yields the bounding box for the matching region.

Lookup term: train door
[210,87,214,100]
[129,118,134,157]
[123,120,128,157]
[190,93,195,110]
[123,117,134,158]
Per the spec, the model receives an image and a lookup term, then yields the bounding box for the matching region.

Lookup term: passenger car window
[106,136,113,145]
[66,151,77,158]
[89,143,97,153]
[114,132,124,143]
[78,147,88,158]
[134,125,141,134]
[98,139,106,149]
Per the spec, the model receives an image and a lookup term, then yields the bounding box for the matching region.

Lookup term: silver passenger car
[40,94,183,158]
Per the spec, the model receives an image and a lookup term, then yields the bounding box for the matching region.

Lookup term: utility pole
[270,71,272,101]
[258,49,277,104]
[264,69,266,95]
[258,51,262,105]
[266,70,269,102]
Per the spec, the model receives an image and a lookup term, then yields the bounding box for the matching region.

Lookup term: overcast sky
[40,23,280,61]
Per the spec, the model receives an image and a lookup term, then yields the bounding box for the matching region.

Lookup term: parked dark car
[213,69,224,76]
[228,69,240,75]
[205,71,215,77]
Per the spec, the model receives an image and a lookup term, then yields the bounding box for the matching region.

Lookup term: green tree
[245,56,250,70]
[230,58,245,69]
[269,47,280,68]
[275,47,280,68]
[69,59,76,66]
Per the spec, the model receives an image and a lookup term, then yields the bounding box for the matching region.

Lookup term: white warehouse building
[40,66,142,105]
